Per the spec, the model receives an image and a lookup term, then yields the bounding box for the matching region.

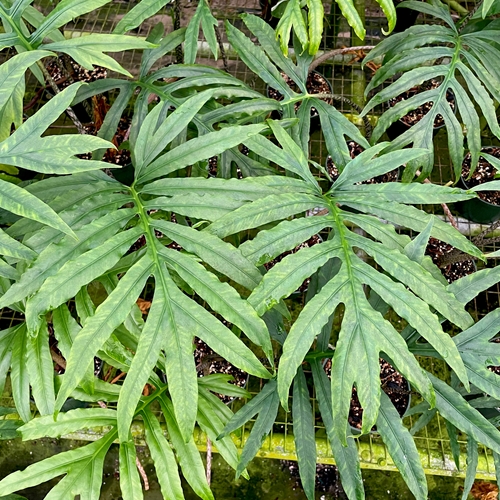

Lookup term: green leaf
[197,390,248,478]
[10,324,31,422]
[0,50,53,141]
[160,396,214,500]
[462,437,478,500]
[0,420,22,440]
[119,440,143,500]
[142,407,184,500]
[310,359,364,500]
[42,35,154,77]
[225,21,292,97]
[0,83,114,174]
[30,0,114,45]
[140,27,186,77]
[0,178,75,239]
[429,372,500,455]
[19,408,117,440]
[152,219,263,290]
[219,379,277,438]
[0,208,136,309]
[377,391,427,500]
[292,367,316,500]
[336,0,366,40]
[346,231,473,333]
[241,14,304,88]
[137,123,267,184]
[134,89,219,175]
[118,264,190,443]
[235,382,279,479]
[55,255,154,414]
[0,428,115,495]
[197,374,251,399]
[336,183,474,204]
[26,226,143,334]
[337,198,482,259]
[184,0,218,63]
[0,228,36,260]
[239,215,333,265]
[333,147,427,189]
[248,238,342,316]
[157,245,272,358]
[26,321,55,416]
[159,255,271,379]
[113,0,172,34]
[449,266,500,305]
[140,176,281,201]
[207,192,322,238]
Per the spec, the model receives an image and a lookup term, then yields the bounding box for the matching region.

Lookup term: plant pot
[425,237,476,283]
[393,0,420,33]
[385,79,455,141]
[267,71,333,131]
[455,147,500,224]
[324,357,411,434]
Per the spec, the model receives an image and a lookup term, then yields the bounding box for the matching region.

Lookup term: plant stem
[457,0,483,33]
[36,60,86,134]
[308,46,375,74]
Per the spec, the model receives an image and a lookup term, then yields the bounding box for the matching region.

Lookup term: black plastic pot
[455,147,500,224]
[393,5,420,32]
[456,180,500,224]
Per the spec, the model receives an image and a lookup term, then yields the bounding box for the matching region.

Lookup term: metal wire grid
[0,0,497,480]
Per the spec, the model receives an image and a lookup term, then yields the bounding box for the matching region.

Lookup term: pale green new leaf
[377,391,427,500]
[306,0,324,55]
[292,367,316,500]
[276,0,308,56]
[336,0,365,40]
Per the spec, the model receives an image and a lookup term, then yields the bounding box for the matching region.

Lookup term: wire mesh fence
[1,0,499,480]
